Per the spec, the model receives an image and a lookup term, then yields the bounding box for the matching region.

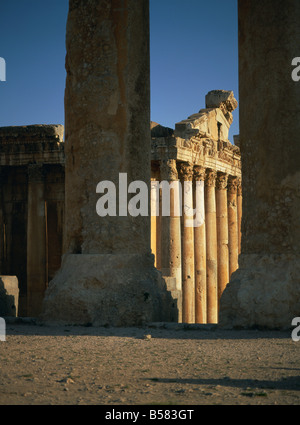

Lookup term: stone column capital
[193,166,206,181]
[205,169,217,187]
[216,172,229,190]
[178,162,193,181]
[227,176,238,194]
[160,159,178,181]
[237,177,242,196]
[28,164,45,183]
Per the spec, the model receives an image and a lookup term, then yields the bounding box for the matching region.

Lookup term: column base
[219,253,300,329]
[41,253,176,326]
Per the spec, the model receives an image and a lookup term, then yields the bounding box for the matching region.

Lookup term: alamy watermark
[291,317,300,342]
[96,173,205,228]
[0,57,6,82]
[292,57,300,82]
[0,318,6,342]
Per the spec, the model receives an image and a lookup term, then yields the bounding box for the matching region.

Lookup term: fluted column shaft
[179,162,195,323]
[160,160,182,291]
[27,164,47,317]
[216,172,229,307]
[193,166,207,323]
[228,176,239,277]
[205,169,218,323]
[237,178,242,254]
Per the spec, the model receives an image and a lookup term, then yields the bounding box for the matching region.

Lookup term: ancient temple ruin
[0,89,241,324]
[150,90,241,323]
[0,0,299,329]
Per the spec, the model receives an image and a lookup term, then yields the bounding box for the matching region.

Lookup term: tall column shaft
[150,177,158,266]
[237,178,242,254]
[216,172,229,307]
[205,169,218,324]
[27,164,47,317]
[227,176,239,278]
[220,0,300,329]
[0,168,6,274]
[160,160,182,291]
[42,0,173,326]
[193,166,207,323]
[179,163,195,323]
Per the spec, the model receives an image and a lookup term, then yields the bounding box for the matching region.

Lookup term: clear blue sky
[0,0,239,143]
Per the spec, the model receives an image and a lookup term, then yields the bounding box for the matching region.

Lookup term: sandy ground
[0,321,299,406]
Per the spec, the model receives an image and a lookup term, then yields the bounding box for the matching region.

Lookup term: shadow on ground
[2,318,293,340]
[144,376,300,392]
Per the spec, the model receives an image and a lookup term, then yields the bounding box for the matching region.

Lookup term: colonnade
[151,160,242,324]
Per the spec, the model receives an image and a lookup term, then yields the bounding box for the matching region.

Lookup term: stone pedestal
[42,0,173,326]
[220,0,300,329]
[43,254,171,326]
[0,276,19,317]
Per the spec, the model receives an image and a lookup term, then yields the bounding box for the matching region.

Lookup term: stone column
[205,169,218,324]
[216,172,229,307]
[220,0,300,329]
[227,176,239,278]
[42,0,172,326]
[0,168,6,274]
[237,178,242,254]
[27,164,47,317]
[193,166,207,323]
[156,182,162,271]
[160,159,182,291]
[150,178,158,266]
[179,162,195,323]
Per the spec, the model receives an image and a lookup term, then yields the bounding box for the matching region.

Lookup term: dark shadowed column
[220,0,300,329]
[42,0,173,326]
[27,164,47,317]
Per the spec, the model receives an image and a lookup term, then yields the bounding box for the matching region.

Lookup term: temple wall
[0,125,65,316]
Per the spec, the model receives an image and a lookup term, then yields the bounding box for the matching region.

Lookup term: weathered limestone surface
[0,125,64,144]
[151,92,241,324]
[175,90,238,142]
[220,0,300,329]
[0,276,19,317]
[42,0,174,326]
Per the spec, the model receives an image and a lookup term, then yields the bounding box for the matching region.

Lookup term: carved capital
[159,159,178,181]
[237,177,242,196]
[216,172,228,190]
[193,166,206,181]
[227,176,238,194]
[178,162,193,182]
[205,168,217,187]
[28,164,45,183]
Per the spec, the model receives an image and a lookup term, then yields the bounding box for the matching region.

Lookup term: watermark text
[96,173,205,228]
[292,57,300,82]
[0,318,6,342]
[291,317,300,342]
[0,57,6,82]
